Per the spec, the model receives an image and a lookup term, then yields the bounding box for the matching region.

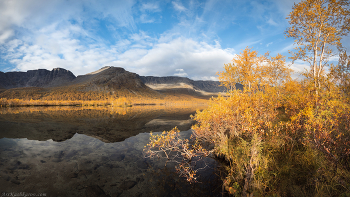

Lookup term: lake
[0,106,225,196]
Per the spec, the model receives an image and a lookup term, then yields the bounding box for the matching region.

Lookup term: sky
[0,0,348,80]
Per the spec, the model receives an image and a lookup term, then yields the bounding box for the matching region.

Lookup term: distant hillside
[69,66,153,93]
[140,76,242,93]
[140,76,225,93]
[0,67,159,100]
[0,68,75,89]
[0,67,232,101]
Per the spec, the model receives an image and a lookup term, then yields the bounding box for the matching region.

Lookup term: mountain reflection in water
[0,106,224,196]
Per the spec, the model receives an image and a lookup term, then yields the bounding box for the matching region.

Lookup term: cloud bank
[1,0,343,80]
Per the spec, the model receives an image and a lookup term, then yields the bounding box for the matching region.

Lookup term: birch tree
[286,0,350,91]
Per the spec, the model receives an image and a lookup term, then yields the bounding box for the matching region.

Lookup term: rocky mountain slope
[70,66,152,93]
[0,66,158,100]
[0,68,75,89]
[0,66,230,100]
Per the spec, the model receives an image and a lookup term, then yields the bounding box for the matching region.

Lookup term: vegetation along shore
[145,0,350,196]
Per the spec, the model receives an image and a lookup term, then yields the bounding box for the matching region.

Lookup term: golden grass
[0,95,209,108]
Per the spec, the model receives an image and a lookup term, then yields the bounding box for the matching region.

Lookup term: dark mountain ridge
[70,66,150,92]
[0,67,229,100]
[0,68,75,89]
[0,66,151,90]
[0,66,158,100]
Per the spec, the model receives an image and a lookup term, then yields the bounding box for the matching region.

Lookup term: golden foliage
[145,44,350,195]
[193,47,291,195]
[286,0,350,91]
[0,94,209,108]
[330,51,350,99]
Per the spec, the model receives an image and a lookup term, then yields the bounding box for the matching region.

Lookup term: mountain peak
[52,67,66,71]
[85,66,125,75]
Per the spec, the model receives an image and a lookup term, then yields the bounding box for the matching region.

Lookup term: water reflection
[0,106,202,142]
[0,106,224,196]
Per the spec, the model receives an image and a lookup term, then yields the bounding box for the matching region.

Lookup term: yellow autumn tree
[285,0,350,160]
[194,48,295,195]
[145,45,350,195]
[219,47,267,91]
[283,2,350,195]
[145,2,350,194]
[330,50,350,99]
[286,0,350,94]
[145,47,294,195]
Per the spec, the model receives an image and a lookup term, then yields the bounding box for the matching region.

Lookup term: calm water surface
[0,106,224,196]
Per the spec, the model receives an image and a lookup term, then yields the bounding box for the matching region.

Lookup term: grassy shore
[0,96,209,108]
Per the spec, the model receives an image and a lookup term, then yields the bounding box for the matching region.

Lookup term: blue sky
[0,0,348,80]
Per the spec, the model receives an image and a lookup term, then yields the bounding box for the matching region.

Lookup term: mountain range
[0,66,234,100]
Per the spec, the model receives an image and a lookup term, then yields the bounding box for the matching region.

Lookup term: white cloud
[195,76,218,81]
[140,14,155,23]
[174,73,188,77]
[0,0,137,37]
[174,68,188,77]
[0,0,310,82]
[0,0,80,31]
[5,39,23,53]
[110,38,235,79]
[289,61,307,72]
[0,30,14,44]
[234,39,262,51]
[281,59,312,80]
[249,1,268,18]
[130,31,152,42]
[0,0,141,74]
[270,0,302,17]
[3,26,235,79]
[280,43,296,53]
[2,24,114,75]
[83,0,137,30]
[141,2,160,12]
[139,2,160,24]
[172,2,187,12]
[267,18,278,26]
[266,42,273,47]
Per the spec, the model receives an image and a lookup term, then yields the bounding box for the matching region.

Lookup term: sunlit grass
[0,95,209,108]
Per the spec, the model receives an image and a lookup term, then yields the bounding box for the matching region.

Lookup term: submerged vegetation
[145,0,350,196]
